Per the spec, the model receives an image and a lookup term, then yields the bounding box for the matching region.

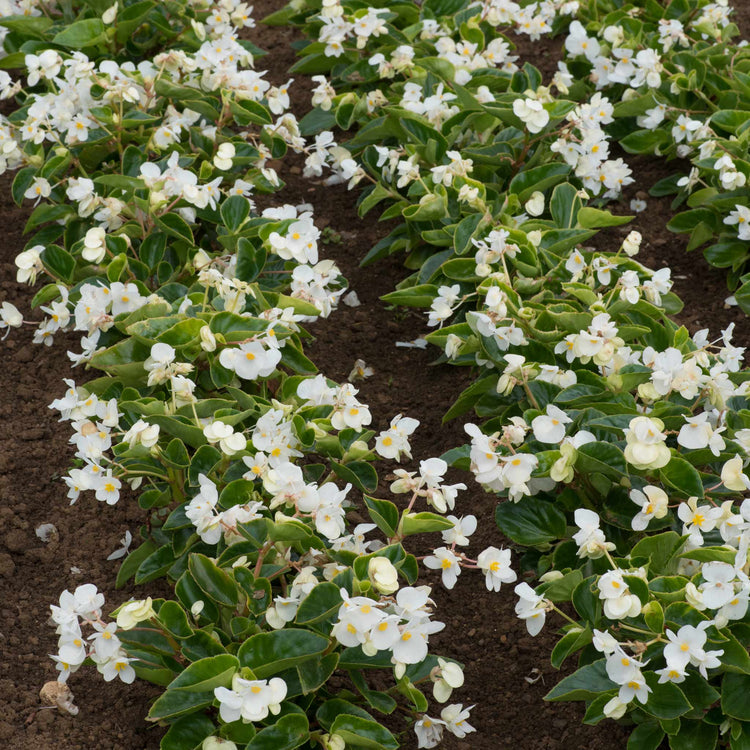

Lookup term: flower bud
[526,230,542,246]
[344,439,370,461]
[102,2,117,23]
[622,230,642,257]
[202,738,238,750]
[603,696,628,719]
[321,734,345,750]
[524,191,545,217]
[539,570,564,582]
[116,597,155,630]
[199,325,217,352]
[193,249,212,270]
[368,557,399,595]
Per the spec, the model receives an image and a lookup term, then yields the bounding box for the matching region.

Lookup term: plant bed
[1,1,750,749]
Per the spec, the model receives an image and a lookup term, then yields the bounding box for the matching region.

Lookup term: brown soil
[0,175,164,748]
[1,3,747,750]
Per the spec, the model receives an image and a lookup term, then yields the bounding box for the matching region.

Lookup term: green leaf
[363,495,399,537]
[659,457,704,498]
[642,674,692,720]
[162,438,190,469]
[330,715,399,750]
[678,546,736,564]
[221,195,251,231]
[147,688,214,722]
[577,207,632,229]
[550,183,582,228]
[576,441,627,478]
[116,540,157,588]
[711,110,750,134]
[551,626,592,669]
[297,652,339,695]
[135,544,175,584]
[540,569,583,603]
[246,714,309,750]
[237,629,329,679]
[41,245,76,284]
[52,18,106,48]
[670,720,718,750]
[316,700,375,732]
[509,163,571,202]
[400,512,454,536]
[0,14,53,35]
[157,601,193,639]
[545,660,612,701]
[582,693,614,725]
[188,554,239,608]
[632,531,684,575]
[495,496,566,546]
[236,238,266,283]
[160,714,215,750]
[643,600,665,633]
[723,673,750,721]
[294,582,342,625]
[330,461,378,493]
[627,723,664,750]
[381,284,439,308]
[155,212,195,244]
[168,655,238,692]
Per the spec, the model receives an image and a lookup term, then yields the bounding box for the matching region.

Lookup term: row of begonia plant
[272,0,750,310]
[0,1,512,748]
[272,0,750,747]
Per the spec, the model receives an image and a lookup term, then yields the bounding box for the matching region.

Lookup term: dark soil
[1,4,747,750]
[0,174,164,749]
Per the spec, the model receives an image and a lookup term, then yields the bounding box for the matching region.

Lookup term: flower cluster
[49,585,135,686]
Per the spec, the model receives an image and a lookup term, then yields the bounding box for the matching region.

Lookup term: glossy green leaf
[400,512,454,536]
[168,655,238,693]
[246,714,309,750]
[294,582,342,625]
[237,629,329,679]
[330,715,399,750]
[188,554,239,608]
[160,714,215,750]
[495,496,566,546]
[723,674,750,721]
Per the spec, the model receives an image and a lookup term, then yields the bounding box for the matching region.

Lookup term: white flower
[203,420,246,456]
[623,416,671,470]
[214,675,287,723]
[368,557,399,595]
[476,546,516,592]
[82,227,107,264]
[629,486,668,531]
[440,703,475,738]
[432,659,464,703]
[725,205,750,241]
[573,509,614,558]
[116,598,155,630]
[441,515,477,547]
[621,230,642,257]
[213,142,235,170]
[722,455,750,491]
[678,497,722,546]
[524,191,545,216]
[514,582,547,636]
[424,547,461,589]
[700,562,737,609]
[512,98,550,133]
[219,341,282,380]
[414,715,444,748]
[531,404,572,444]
